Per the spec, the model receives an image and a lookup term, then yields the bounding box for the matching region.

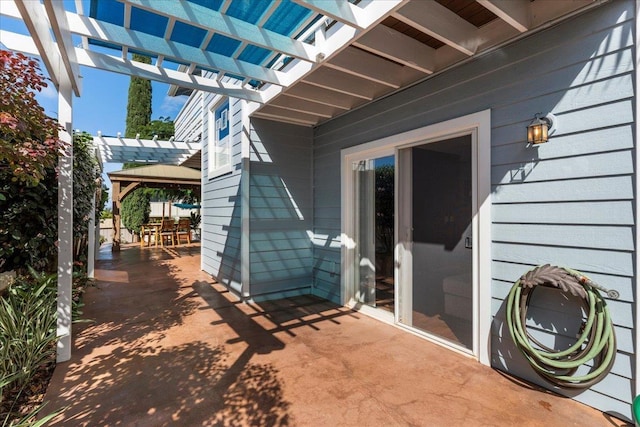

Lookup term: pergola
[108,164,201,251]
[1,0,599,362]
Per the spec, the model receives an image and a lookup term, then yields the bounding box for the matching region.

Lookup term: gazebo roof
[108,164,201,185]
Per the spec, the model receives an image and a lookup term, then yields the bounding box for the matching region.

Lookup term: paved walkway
[44,244,624,426]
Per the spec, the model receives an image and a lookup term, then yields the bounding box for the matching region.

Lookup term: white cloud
[37,82,58,99]
[158,95,187,120]
[34,83,58,118]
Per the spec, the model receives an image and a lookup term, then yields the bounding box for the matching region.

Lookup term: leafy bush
[0,271,57,424]
[189,212,201,230]
[100,208,113,219]
[0,50,63,274]
[73,131,101,266]
[0,173,58,273]
[122,188,151,235]
[0,50,64,188]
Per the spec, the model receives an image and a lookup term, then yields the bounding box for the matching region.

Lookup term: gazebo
[107,164,201,251]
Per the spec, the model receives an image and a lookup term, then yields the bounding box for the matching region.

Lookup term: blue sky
[37,66,188,206]
[35,67,188,202]
[2,8,188,206]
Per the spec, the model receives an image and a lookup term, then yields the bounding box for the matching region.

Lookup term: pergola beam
[293,0,404,31]
[94,135,200,164]
[292,0,366,29]
[284,82,359,110]
[270,95,343,118]
[0,31,265,103]
[121,0,318,62]
[43,1,82,96]
[12,0,66,92]
[75,47,265,102]
[325,46,403,89]
[65,12,288,86]
[303,67,378,100]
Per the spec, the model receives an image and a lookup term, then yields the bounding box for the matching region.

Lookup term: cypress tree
[124,54,152,138]
[122,54,152,241]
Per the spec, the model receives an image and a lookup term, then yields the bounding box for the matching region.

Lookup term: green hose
[506,264,616,389]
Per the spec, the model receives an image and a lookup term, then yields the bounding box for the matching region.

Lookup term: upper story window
[208,99,232,179]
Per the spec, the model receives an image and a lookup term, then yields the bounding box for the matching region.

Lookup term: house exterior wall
[189,88,245,294]
[249,118,314,299]
[174,90,203,143]
[185,89,314,301]
[312,1,635,418]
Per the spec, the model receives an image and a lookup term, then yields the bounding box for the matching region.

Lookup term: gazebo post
[112,181,121,252]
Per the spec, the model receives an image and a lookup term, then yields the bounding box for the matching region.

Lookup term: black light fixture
[527,113,557,144]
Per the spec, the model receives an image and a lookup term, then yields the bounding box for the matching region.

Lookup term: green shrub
[0,174,58,274]
[122,188,151,235]
[0,270,57,423]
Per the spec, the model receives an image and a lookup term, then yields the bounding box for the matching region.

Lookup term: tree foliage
[122,189,151,234]
[123,117,175,170]
[73,131,102,265]
[0,50,65,188]
[98,183,109,219]
[124,54,152,139]
[375,164,394,254]
[100,208,113,219]
[122,54,153,233]
[141,116,174,139]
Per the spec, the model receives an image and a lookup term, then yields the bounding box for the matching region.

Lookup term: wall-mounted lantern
[527,113,557,144]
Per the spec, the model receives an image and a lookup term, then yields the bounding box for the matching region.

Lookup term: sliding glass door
[342,110,490,359]
[397,135,474,349]
[351,155,395,312]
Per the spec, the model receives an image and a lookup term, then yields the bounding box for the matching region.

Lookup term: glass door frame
[341,109,492,365]
[341,145,396,325]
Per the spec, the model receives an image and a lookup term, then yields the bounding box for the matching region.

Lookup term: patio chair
[175,218,191,245]
[140,223,157,247]
[159,219,176,247]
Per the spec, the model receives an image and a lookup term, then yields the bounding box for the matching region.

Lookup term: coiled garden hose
[506,264,616,389]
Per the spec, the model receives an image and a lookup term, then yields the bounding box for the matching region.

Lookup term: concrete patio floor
[43,244,625,426]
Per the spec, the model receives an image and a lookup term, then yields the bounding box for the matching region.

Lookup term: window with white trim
[208,99,232,179]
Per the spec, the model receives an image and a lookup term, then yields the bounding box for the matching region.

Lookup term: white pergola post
[57,80,74,363]
[87,190,96,279]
